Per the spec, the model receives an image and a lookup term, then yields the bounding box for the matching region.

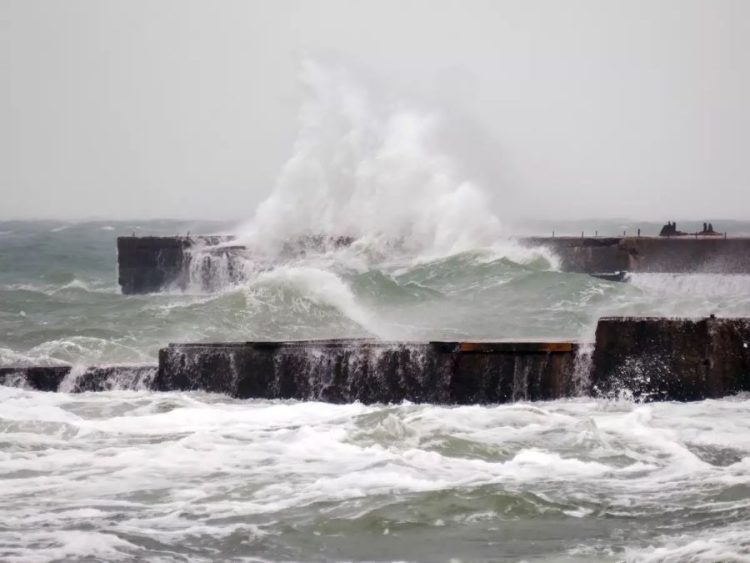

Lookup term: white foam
[1,392,750,559]
[629,273,750,301]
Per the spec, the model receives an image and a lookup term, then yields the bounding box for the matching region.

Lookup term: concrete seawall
[117,236,750,294]
[4,317,749,402]
[156,341,579,404]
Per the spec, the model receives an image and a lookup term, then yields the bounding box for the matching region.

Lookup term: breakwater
[117,235,750,294]
[4,317,749,403]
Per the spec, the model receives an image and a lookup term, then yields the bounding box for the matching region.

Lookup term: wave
[234,60,506,262]
[163,242,567,342]
[253,266,384,336]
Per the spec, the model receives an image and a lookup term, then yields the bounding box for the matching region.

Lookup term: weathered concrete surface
[527,236,750,274]
[156,340,579,404]
[591,317,750,400]
[0,365,157,392]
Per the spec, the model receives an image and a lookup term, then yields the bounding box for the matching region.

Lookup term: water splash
[572,342,594,395]
[237,60,506,261]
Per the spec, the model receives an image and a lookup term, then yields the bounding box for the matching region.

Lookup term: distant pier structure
[524,235,750,273]
[658,221,722,237]
[117,230,750,294]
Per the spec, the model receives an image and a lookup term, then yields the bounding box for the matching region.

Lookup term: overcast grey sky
[1,0,748,221]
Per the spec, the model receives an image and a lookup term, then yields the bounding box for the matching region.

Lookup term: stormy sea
[3,57,750,562]
[2,219,750,562]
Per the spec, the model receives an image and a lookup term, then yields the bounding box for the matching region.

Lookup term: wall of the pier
[5,317,750,403]
[525,237,630,272]
[527,236,750,273]
[117,237,191,294]
[591,317,750,400]
[155,341,579,404]
[117,236,235,294]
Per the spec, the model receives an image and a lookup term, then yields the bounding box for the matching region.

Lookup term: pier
[3,317,749,403]
[117,235,750,294]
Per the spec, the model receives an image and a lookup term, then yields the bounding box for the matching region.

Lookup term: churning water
[2,387,750,562]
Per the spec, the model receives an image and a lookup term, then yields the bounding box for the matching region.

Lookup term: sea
[2,218,750,562]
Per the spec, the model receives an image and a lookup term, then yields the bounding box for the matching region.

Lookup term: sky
[1,0,748,221]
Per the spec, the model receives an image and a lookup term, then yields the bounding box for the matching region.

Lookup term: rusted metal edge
[164,340,578,353]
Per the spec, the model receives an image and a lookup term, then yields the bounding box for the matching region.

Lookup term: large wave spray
[237,60,505,260]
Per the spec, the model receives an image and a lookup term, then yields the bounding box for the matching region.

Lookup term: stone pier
[3,317,750,402]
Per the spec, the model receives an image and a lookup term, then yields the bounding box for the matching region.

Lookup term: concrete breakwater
[3,317,749,403]
[117,235,750,294]
[156,341,579,403]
